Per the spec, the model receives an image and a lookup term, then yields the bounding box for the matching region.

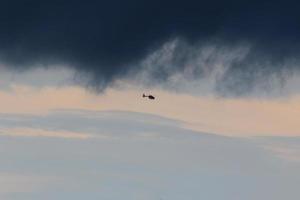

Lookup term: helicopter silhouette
[142,93,155,100]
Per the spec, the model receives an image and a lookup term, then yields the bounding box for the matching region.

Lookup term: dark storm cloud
[0,0,300,95]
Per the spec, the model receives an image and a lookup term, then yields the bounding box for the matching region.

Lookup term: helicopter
[142,93,155,100]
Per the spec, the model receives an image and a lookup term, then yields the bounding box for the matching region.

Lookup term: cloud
[0,127,93,139]
[0,67,76,90]
[1,86,300,136]
[1,1,300,96]
[256,136,300,162]
[0,109,213,140]
[126,38,300,97]
[0,109,299,199]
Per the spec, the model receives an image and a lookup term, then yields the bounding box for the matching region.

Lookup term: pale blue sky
[0,110,299,200]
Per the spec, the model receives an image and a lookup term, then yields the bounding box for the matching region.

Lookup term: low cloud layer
[1,0,300,97]
[0,110,299,199]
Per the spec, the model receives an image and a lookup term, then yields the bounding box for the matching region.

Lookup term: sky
[0,1,300,199]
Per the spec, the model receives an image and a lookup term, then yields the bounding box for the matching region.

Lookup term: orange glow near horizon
[0,84,300,137]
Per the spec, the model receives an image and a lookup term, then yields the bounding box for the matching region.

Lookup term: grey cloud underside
[129,39,300,97]
[1,0,300,96]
